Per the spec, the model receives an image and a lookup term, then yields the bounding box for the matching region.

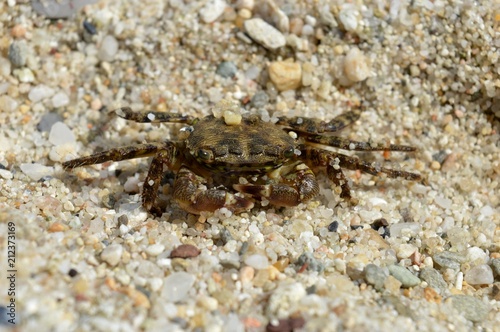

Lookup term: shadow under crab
[63,103,421,215]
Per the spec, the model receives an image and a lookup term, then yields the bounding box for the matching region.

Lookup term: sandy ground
[0,0,499,331]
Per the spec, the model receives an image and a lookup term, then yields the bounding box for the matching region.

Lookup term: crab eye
[197,149,212,161]
[283,147,295,158]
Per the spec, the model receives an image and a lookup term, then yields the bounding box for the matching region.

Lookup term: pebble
[98,35,119,62]
[433,251,466,270]
[389,222,421,238]
[448,295,490,323]
[13,68,35,83]
[254,0,289,33]
[8,41,28,67]
[20,163,54,181]
[244,18,286,50]
[364,264,389,291]
[31,0,97,19]
[295,252,324,273]
[100,244,123,267]
[48,122,76,146]
[216,61,237,78]
[419,268,448,294]
[28,84,55,103]
[161,271,196,303]
[239,266,255,283]
[200,0,226,23]
[244,254,269,269]
[388,265,420,288]
[343,47,370,83]
[464,264,494,285]
[83,20,97,35]
[268,61,302,91]
[338,4,360,32]
[491,258,500,277]
[169,244,201,259]
[267,282,306,317]
[0,169,13,180]
[51,92,69,108]
[145,244,165,257]
[250,91,269,108]
[0,95,19,112]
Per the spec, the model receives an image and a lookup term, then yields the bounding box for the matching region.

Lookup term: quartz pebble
[268,61,302,91]
[244,254,269,269]
[343,47,370,83]
[267,282,306,317]
[146,244,165,257]
[49,122,76,146]
[20,163,54,181]
[244,18,286,50]
[51,92,69,108]
[98,35,119,62]
[338,4,359,32]
[101,244,123,267]
[254,0,289,33]
[162,272,196,303]
[200,0,226,23]
[29,84,55,103]
[464,264,494,285]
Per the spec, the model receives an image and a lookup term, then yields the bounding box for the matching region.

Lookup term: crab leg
[113,107,195,124]
[62,142,169,169]
[307,135,417,152]
[233,162,319,207]
[173,167,254,214]
[276,109,361,134]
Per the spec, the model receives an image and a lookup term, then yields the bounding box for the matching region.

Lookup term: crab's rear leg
[307,135,417,152]
[113,107,195,124]
[276,109,361,134]
[233,161,319,207]
[173,167,254,215]
[62,142,169,169]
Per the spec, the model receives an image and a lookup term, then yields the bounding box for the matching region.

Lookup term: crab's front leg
[233,161,319,207]
[173,167,254,214]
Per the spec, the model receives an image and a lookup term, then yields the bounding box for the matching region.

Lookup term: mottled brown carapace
[63,102,421,215]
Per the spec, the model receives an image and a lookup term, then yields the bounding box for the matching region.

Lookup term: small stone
[200,0,226,23]
[32,0,97,19]
[8,41,28,67]
[328,221,339,232]
[295,252,324,273]
[0,95,19,112]
[0,169,13,180]
[48,221,69,232]
[83,20,97,35]
[383,275,402,294]
[216,61,237,78]
[28,84,55,103]
[433,251,466,270]
[464,264,494,285]
[448,295,490,322]
[223,109,242,125]
[11,24,27,38]
[162,272,196,303]
[170,244,201,259]
[49,122,76,146]
[250,91,269,108]
[267,282,306,317]
[268,61,302,91]
[388,265,420,288]
[364,264,389,291]
[266,316,305,332]
[389,222,421,238]
[244,254,269,269]
[254,0,289,33]
[424,287,442,303]
[244,18,286,50]
[13,68,35,83]
[491,258,500,277]
[343,47,370,83]
[20,163,54,181]
[51,92,70,108]
[239,266,255,283]
[338,4,359,32]
[145,244,165,257]
[98,35,119,62]
[101,244,123,267]
[419,268,448,294]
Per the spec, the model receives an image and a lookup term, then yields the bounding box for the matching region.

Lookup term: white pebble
[244,254,269,269]
[0,169,13,179]
[28,84,55,102]
[51,91,69,108]
[244,18,286,50]
[200,0,227,23]
[162,272,196,303]
[146,244,165,256]
[98,35,119,62]
[20,163,54,181]
[101,244,123,267]
[344,47,370,83]
[464,264,494,285]
[339,4,359,32]
[49,122,76,146]
[434,196,452,209]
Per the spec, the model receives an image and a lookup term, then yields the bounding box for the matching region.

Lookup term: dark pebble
[327,221,339,232]
[37,112,63,132]
[239,241,249,256]
[68,268,78,277]
[170,244,201,259]
[0,163,6,170]
[250,91,269,108]
[266,316,305,332]
[83,20,97,35]
[8,41,27,67]
[296,252,324,273]
[216,61,237,78]
[117,214,129,226]
[350,225,363,230]
[220,227,233,244]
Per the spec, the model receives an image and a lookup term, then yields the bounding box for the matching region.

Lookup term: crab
[63,100,421,215]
